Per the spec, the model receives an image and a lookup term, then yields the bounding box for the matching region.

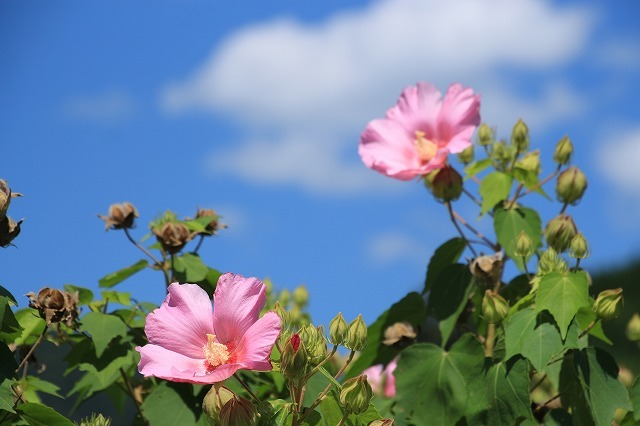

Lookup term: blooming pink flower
[136,273,281,384]
[363,357,398,398]
[359,82,481,180]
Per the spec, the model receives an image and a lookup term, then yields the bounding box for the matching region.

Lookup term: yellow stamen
[415,131,438,163]
[203,334,230,369]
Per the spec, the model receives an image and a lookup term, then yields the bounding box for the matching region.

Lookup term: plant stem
[337,412,350,426]
[507,183,524,209]
[304,345,338,382]
[193,234,205,254]
[123,228,161,265]
[530,374,547,392]
[520,165,562,198]
[119,368,148,425]
[16,325,48,373]
[485,323,496,357]
[234,373,261,404]
[449,204,499,252]
[446,202,477,257]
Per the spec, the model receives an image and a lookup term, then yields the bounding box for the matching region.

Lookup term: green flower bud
[510,119,529,152]
[273,301,289,326]
[477,123,493,146]
[569,233,590,259]
[593,288,623,321]
[370,420,396,426]
[79,414,112,426]
[278,289,291,307]
[299,325,326,365]
[263,278,273,294]
[553,136,573,165]
[329,312,348,346]
[345,315,367,351]
[545,214,578,253]
[516,150,541,175]
[626,313,640,341]
[202,385,236,425]
[482,290,509,323]
[556,166,587,205]
[292,285,309,308]
[457,145,474,165]
[514,230,534,258]
[280,333,309,379]
[538,247,567,275]
[220,395,259,426]
[430,165,463,203]
[288,306,302,324]
[339,375,373,415]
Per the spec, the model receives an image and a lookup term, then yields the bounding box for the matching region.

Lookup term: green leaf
[468,357,533,425]
[629,377,640,421]
[559,348,631,426]
[80,312,127,357]
[319,390,381,426]
[13,309,45,346]
[494,205,542,269]
[0,378,15,413]
[480,171,513,215]
[345,293,425,379]
[427,264,474,347]
[99,259,148,288]
[173,253,209,283]
[464,158,493,179]
[424,238,466,293]
[0,285,17,305]
[183,217,217,233]
[16,402,75,426]
[0,296,22,343]
[535,271,590,339]
[0,343,17,382]
[575,306,612,344]
[63,285,94,305]
[20,377,63,404]
[504,308,565,372]
[513,167,551,200]
[394,334,485,425]
[141,382,200,426]
[100,290,132,306]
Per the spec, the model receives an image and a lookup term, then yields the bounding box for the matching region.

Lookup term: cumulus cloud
[597,128,640,194]
[366,232,430,265]
[161,0,594,193]
[63,90,137,124]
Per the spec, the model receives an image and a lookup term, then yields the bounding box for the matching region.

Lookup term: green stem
[336,412,350,426]
[234,373,261,404]
[520,164,562,198]
[119,368,148,425]
[16,325,47,373]
[446,202,478,257]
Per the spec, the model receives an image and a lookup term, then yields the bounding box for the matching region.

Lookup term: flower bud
[491,140,512,166]
[457,145,474,165]
[273,301,289,326]
[0,215,22,248]
[288,306,302,324]
[370,420,396,426]
[292,285,309,308]
[477,123,493,146]
[514,231,534,258]
[280,333,309,379]
[345,315,367,351]
[339,375,373,415]
[202,385,235,425]
[538,247,567,275]
[626,313,640,341]
[329,312,348,346]
[593,288,623,321]
[194,207,226,235]
[26,287,79,327]
[556,166,587,205]
[430,165,463,203]
[482,290,509,323]
[569,233,590,259]
[382,322,417,346]
[98,202,138,231]
[278,289,291,307]
[510,119,529,152]
[516,150,541,175]
[299,325,326,365]
[545,214,578,253]
[152,221,192,254]
[79,414,112,426]
[553,136,573,165]
[219,395,259,426]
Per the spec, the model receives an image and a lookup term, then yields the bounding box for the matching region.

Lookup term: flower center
[414,131,438,163]
[203,334,230,369]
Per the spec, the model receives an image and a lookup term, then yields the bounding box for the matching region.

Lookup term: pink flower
[136,273,281,384]
[363,357,398,398]
[359,82,481,180]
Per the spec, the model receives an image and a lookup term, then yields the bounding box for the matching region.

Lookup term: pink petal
[383,358,398,398]
[363,364,384,394]
[387,82,442,137]
[144,283,214,359]
[232,311,281,371]
[213,273,267,347]
[437,84,481,154]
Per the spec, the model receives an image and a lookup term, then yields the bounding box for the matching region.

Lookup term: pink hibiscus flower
[136,273,281,384]
[359,82,481,180]
[363,357,398,398]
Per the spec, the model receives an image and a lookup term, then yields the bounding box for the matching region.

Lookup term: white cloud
[63,90,137,124]
[161,0,594,193]
[366,231,429,265]
[597,128,640,194]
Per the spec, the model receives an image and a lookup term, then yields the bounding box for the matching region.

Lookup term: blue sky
[2,0,640,328]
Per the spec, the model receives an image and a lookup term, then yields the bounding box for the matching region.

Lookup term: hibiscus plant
[1,82,638,425]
